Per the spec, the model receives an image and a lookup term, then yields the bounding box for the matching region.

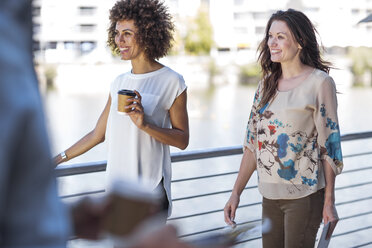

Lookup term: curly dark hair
[257,9,332,108]
[107,0,174,60]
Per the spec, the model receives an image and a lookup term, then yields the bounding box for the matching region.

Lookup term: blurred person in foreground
[224,9,343,248]
[54,0,189,217]
[0,0,194,247]
[0,0,105,245]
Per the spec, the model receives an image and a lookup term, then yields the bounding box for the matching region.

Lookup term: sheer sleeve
[243,82,262,152]
[314,76,343,175]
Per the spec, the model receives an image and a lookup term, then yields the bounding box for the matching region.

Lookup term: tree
[184,6,213,55]
[349,47,372,86]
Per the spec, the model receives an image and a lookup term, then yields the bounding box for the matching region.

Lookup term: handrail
[56,160,106,177]
[170,145,243,162]
[351,241,372,248]
[59,165,372,199]
[168,179,372,221]
[339,131,372,141]
[168,202,262,221]
[57,131,372,246]
[178,219,261,238]
[55,131,372,177]
[180,210,372,239]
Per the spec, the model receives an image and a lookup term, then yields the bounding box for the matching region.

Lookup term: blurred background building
[32,0,116,63]
[32,0,202,63]
[210,0,372,50]
[32,0,372,64]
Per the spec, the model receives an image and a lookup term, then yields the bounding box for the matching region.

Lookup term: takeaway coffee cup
[118,89,136,114]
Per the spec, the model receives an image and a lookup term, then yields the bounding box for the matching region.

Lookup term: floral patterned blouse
[244,69,343,199]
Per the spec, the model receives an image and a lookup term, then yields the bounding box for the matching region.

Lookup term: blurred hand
[322,201,338,240]
[53,154,63,167]
[71,197,111,240]
[224,193,240,226]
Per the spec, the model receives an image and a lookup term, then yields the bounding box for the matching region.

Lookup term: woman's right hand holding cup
[224,193,240,226]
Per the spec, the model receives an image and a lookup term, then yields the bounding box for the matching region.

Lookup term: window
[252,12,267,19]
[80,41,96,54]
[79,6,96,15]
[32,6,41,17]
[64,41,75,50]
[234,12,249,20]
[79,24,96,32]
[33,23,41,34]
[33,41,40,51]
[218,47,230,52]
[352,9,360,15]
[305,7,319,13]
[234,27,248,34]
[46,42,57,49]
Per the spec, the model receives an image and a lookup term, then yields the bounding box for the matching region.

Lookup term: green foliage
[348,47,372,86]
[239,63,261,85]
[184,7,213,55]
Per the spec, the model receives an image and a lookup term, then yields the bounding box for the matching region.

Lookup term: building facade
[33,0,116,63]
[33,0,372,63]
[209,0,372,51]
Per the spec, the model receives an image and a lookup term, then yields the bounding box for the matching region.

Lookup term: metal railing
[56,131,372,177]
[57,131,372,247]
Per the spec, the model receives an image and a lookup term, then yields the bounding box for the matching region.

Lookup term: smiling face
[114,19,146,61]
[267,20,301,64]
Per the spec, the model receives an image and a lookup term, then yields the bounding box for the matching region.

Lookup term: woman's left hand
[322,201,339,240]
[126,90,147,129]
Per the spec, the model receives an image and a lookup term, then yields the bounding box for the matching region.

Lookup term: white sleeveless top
[105,66,186,214]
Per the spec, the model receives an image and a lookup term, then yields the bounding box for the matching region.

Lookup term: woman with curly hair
[224,9,343,247]
[54,0,189,215]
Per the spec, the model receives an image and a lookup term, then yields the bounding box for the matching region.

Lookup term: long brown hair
[257,9,332,108]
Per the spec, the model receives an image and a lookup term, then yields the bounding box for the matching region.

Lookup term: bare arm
[128,90,189,150]
[224,148,256,225]
[54,95,112,165]
[322,160,338,239]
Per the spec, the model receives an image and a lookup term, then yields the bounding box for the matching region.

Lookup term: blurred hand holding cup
[102,180,164,239]
[118,89,136,114]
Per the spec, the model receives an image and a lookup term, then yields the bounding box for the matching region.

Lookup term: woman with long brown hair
[224,9,343,248]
